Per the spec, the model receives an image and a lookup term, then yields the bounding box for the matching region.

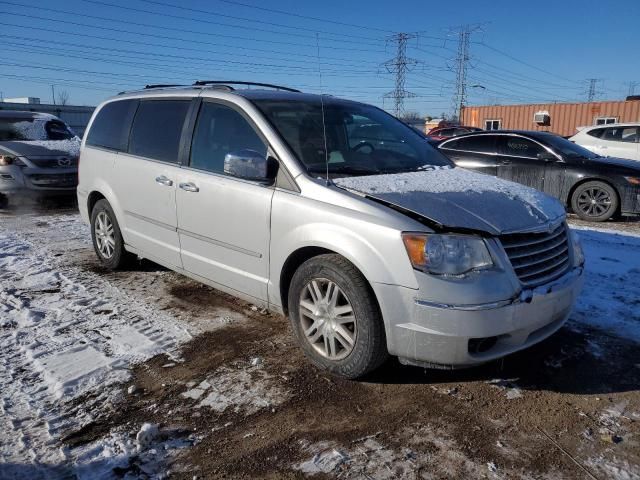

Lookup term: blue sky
[0,0,638,116]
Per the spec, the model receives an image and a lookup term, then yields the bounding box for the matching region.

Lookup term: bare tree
[56,90,70,106]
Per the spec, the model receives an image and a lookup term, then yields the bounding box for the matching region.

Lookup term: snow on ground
[0,211,639,478]
[0,216,193,478]
[569,227,640,342]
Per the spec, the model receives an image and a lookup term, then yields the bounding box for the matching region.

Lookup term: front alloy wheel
[571,181,618,222]
[288,254,387,379]
[299,278,357,361]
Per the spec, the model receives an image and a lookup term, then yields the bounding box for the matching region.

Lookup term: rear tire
[90,199,134,269]
[571,181,618,222]
[288,254,387,379]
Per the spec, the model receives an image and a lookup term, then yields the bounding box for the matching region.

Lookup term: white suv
[570,123,640,161]
[78,82,585,378]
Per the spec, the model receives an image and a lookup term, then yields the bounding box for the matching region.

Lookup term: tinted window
[129,100,190,163]
[86,100,138,151]
[441,135,495,153]
[587,128,605,138]
[601,126,639,143]
[190,102,267,174]
[497,136,544,158]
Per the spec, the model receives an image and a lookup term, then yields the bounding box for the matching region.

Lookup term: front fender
[268,191,420,308]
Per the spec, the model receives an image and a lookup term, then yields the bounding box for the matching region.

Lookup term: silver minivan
[77,82,585,378]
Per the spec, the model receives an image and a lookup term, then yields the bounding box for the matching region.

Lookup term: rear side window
[86,99,138,151]
[441,135,496,153]
[587,127,605,138]
[129,100,191,163]
[497,136,545,158]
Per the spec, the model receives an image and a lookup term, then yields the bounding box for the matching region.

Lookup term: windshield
[542,134,599,159]
[252,99,452,177]
[0,117,76,141]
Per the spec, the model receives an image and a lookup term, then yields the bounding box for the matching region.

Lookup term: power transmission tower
[450,24,482,122]
[627,81,638,97]
[585,78,603,102]
[382,33,418,118]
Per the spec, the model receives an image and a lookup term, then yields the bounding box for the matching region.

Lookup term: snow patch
[334,167,565,219]
[182,363,288,414]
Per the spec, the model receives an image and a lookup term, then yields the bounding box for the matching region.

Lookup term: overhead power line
[0,11,388,54]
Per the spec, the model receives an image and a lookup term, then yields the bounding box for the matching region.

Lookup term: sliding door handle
[179,182,199,193]
[155,175,173,186]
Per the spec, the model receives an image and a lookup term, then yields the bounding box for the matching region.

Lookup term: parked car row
[432,130,640,222]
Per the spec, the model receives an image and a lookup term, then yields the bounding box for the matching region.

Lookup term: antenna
[315,33,330,186]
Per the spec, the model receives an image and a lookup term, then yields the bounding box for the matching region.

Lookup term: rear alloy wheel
[90,199,134,269]
[288,254,387,379]
[571,181,618,222]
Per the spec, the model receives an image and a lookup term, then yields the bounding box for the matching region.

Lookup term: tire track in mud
[0,225,192,477]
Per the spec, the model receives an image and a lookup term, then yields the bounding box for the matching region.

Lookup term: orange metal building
[461,99,640,137]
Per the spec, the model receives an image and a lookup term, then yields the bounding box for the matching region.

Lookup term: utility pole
[585,78,602,102]
[382,33,417,118]
[628,81,638,97]
[450,24,482,122]
[51,85,56,105]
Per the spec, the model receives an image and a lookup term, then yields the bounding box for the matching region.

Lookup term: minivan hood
[0,139,80,158]
[333,167,566,235]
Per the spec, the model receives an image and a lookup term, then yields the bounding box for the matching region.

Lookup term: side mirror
[223,149,274,182]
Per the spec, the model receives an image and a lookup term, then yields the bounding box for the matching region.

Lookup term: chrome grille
[499,223,570,288]
[28,157,78,168]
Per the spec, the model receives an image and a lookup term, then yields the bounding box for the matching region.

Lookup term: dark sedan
[435,130,640,222]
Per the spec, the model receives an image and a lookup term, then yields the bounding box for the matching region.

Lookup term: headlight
[624,176,640,186]
[402,233,494,276]
[570,230,585,266]
[0,155,16,166]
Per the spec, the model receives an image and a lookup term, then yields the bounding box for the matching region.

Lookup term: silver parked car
[77,82,585,378]
[0,111,80,205]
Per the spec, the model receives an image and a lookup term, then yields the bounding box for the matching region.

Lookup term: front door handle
[155,175,173,186]
[179,182,199,192]
[501,159,511,165]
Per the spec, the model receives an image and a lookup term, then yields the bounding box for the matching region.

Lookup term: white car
[570,123,640,161]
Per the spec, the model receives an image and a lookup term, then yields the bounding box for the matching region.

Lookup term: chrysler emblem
[57,157,72,167]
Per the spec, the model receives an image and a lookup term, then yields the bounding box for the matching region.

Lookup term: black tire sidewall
[288,254,387,379]
[90,199,129,269]
[571,181,618,222]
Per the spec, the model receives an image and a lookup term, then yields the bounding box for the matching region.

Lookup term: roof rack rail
[144,84,186,89]
[193,80,301,93]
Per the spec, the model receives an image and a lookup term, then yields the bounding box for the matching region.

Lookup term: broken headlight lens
[402,233,494,276]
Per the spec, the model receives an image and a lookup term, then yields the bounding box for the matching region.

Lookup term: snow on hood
[0,138,81,158]
[334,167,566,235]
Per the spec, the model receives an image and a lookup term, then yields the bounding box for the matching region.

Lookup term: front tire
[288,254,387,379]
[571,181,618,222]
[90,199,133,269]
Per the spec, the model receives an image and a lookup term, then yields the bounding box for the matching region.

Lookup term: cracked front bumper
[376,266,584,368]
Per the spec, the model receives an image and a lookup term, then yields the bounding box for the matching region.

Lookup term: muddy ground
[2,200,640,479]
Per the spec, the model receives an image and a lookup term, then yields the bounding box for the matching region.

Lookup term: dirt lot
[1,201,639,479]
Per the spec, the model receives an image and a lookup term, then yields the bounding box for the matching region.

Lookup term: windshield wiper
[308,165,381,175]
